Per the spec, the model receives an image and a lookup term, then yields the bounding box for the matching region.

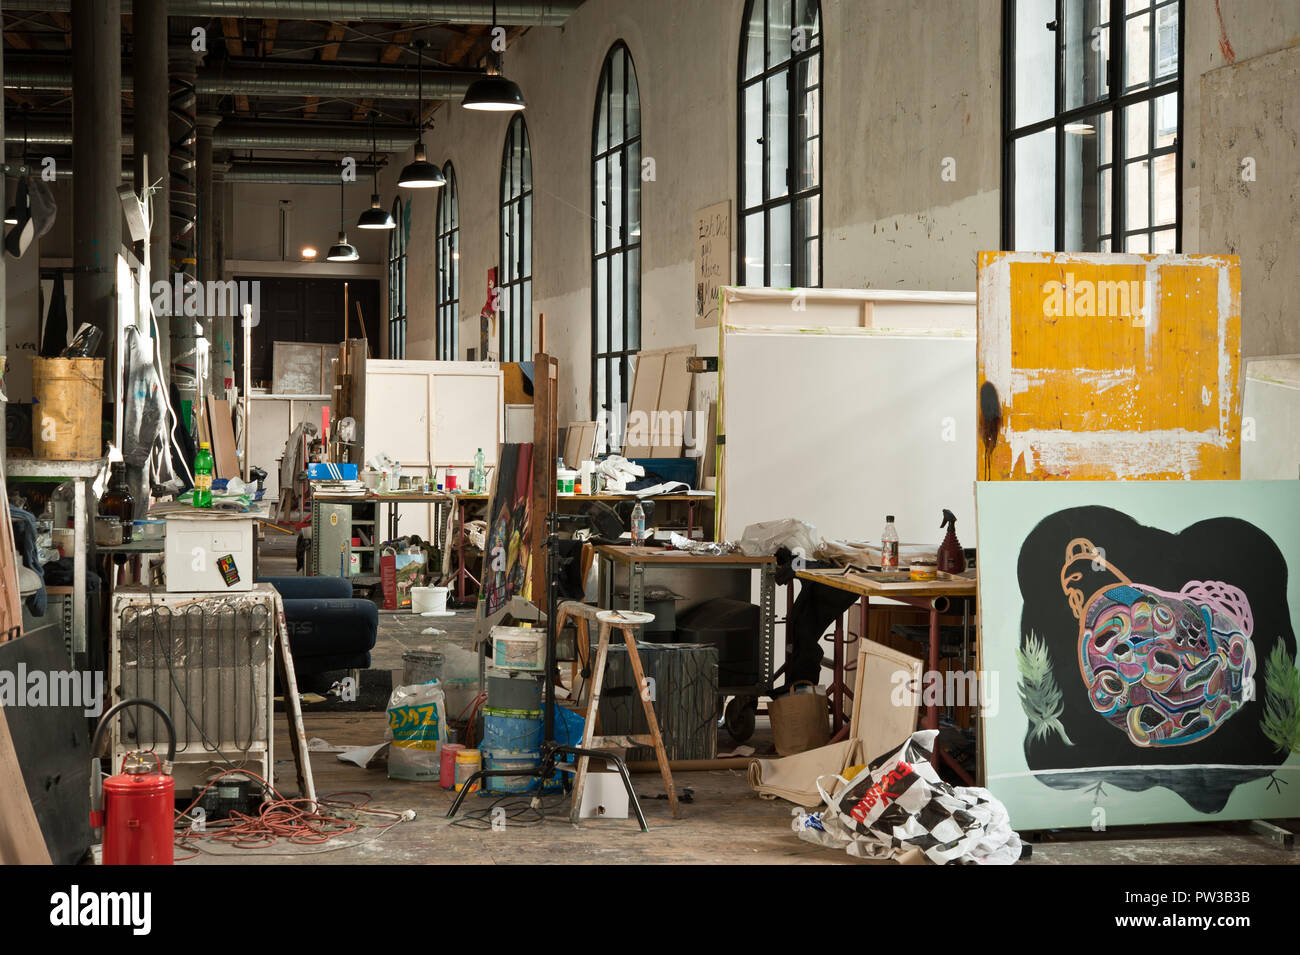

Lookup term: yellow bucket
[31,357,104,460]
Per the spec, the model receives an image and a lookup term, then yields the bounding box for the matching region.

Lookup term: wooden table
[795,567,977,782]
[558,492,715,539]
[593,545,777,699]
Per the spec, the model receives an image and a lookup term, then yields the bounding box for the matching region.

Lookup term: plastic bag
[738,518,819,559]
[796,729,1022,865]
[385,681,447,781]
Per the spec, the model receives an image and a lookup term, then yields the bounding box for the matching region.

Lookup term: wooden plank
[0,470,24,639]
[272,598,316,804]
[0,706,52,864]
[623,352,664,458]
[530,354,558,602]
[851,639,923,766]
[206,396,240,479]
[652,348,694,457]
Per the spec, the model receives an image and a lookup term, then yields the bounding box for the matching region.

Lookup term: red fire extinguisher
[89,699,177,866]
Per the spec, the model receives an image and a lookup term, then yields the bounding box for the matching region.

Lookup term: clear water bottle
[881,515,899,569]
[472,447,486,493]
[630,502,646,541]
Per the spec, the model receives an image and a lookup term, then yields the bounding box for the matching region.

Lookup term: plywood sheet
[206,396,240,478]
[976,251,1242,481]
[272,341,332,396]
[719,328,976,545]
[851,639,923,765]
[624,352,664,458]
[652,351,693,457]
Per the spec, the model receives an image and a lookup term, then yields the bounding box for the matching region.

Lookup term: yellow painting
[976,252,1242,481]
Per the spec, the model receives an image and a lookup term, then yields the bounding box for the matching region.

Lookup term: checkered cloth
[794,730,1021,865]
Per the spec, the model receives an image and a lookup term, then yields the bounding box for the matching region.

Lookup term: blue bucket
[483,751,542,794]
[482,707,544,754]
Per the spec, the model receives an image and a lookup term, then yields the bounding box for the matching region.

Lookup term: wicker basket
[768,681,830,756]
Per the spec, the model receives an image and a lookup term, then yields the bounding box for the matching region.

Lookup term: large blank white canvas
[720,330,977,548]
[1242,358,1300,480]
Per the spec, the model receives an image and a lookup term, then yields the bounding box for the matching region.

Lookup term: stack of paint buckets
[483,625,546,794]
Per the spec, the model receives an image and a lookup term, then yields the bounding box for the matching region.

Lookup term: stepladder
[555,603,680,823]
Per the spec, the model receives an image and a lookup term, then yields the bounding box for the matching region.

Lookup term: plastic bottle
[473,447,486,494]
[881,515,899,569]
[631,502,646,541]
[194,441,214,508]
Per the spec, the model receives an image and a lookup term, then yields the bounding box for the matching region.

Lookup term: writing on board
[694,200,731,329]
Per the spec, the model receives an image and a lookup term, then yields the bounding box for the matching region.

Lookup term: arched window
[388,197,407,358]
[1003,0,1182,252]
[591,42,641,433]
[436,162,460,360]
[738,0,822,287]
[499,115,532,361]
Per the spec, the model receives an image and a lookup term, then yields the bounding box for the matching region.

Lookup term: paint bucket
[31,357,104,459]
[483,751,541,794]
[401,648,445,686]
[556,469,577,495]
[454,748,481,793]
[483,707,544,754]
[439,743,465,789]
[491,626,546,672]
[411,585,449,614]
[487,673,543,712]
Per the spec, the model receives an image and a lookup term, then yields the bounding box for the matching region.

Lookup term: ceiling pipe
[0,0,581,25]
[5,54,484,101]
[6,115,417,151]
[35,161,383,183]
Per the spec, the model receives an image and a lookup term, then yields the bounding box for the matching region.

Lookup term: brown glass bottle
[100,462,135,543]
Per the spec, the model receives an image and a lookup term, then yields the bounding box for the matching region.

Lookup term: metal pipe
[43,161,384,184]
[5,55,484,100]
[133,0,170,368]
[0,0,581,24]
[7,114,416,152]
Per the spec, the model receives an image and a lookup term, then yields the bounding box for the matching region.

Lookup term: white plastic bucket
[412,585,449,614]
[491,626,546,672]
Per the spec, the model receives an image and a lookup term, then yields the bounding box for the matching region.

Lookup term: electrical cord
[449,789,570,831]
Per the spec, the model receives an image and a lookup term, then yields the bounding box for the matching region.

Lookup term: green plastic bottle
[194,441,214,508]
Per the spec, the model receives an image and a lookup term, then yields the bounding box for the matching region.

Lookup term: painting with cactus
[976,481,1300,829]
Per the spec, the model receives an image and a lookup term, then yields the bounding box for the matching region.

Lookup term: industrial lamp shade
[325,231,359,262]
[398,145,445,189]
[357,195,396,230]
[462,74,527,112]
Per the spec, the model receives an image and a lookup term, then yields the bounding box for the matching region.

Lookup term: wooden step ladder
[556,602,679,823]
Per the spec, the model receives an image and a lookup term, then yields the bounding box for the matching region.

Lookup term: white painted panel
[365,369,432,467]
[432,372,503,466]
[1243,363,1300,480]
[721,329,977,549]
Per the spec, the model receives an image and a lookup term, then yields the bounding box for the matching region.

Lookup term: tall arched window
[738,0,822,287]
[436,162,460,360]
[499,115,532,361]
[591,42,641,433]
[388,197,407,358]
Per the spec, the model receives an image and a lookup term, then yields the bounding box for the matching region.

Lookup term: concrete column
[168,48,199,411]
[72,0,122,390]
[133,0,170,368]
[0,38,6,466]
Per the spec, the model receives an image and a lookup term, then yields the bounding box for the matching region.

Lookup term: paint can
[487,673,543,711]
[909,560,938,581]
[401,648,445,686]
[439,743,465,789]
[454,748,482,793]
[411,585,450,614]
[483,751,541,794]
[482,707,544,754]
[491,626,546,672]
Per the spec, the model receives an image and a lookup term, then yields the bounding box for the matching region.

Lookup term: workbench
[558,491,715,539]
[796,566,977,782]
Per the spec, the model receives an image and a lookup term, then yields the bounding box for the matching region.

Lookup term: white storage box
[164,512,256,592]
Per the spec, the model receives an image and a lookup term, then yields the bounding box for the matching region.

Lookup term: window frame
[736,0,823,288]
[1001,0,1185,252]
[498,115,533,362]
[436,162,460,361]
[590,41,643,441]
[388,197,407,359]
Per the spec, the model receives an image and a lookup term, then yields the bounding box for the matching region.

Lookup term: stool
[567,608,679,823]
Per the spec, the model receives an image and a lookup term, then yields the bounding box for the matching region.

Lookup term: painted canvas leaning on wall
[977,480,1300,830]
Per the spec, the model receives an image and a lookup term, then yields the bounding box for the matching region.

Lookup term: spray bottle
[937,509,966,574]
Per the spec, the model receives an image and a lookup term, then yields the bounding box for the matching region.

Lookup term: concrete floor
[183,536,1299,865]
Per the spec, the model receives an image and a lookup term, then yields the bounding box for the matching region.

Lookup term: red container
[99,759,175,866]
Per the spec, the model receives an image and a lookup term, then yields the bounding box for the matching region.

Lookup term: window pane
[595,262,607,353]
[609,151,624,246]
[795,195,819,285]
[1126,159,1150,229]
[766,72,789,200]
[1125,100,1149,157]
[743,82,763,209]
[1063,111,1112,252]
[744,211,765,284]
[770,202,792,287]
[1126,231,1150,253]
[596,78,608,152]
[1126,13,1151,89]
[594,157,607,254]
[1154,91,1177,146]
[1014,129,1056,250]
[1015,0,1056,128]
[796,53,820,192]
[1152,228,1175,253]
[522,193,532,276]
[1155,2,1178,79]
[610,58,625,148]
[595,358,608,421]
[1153,152,1177,226]
[768,0,792,69]
[627,247,641,351]
[628,140,642,239]
[610,254,623,353]
[743,2,764,80]
[794,0,820,39]
[626,56,641,139]
[1063,0,1109,111]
